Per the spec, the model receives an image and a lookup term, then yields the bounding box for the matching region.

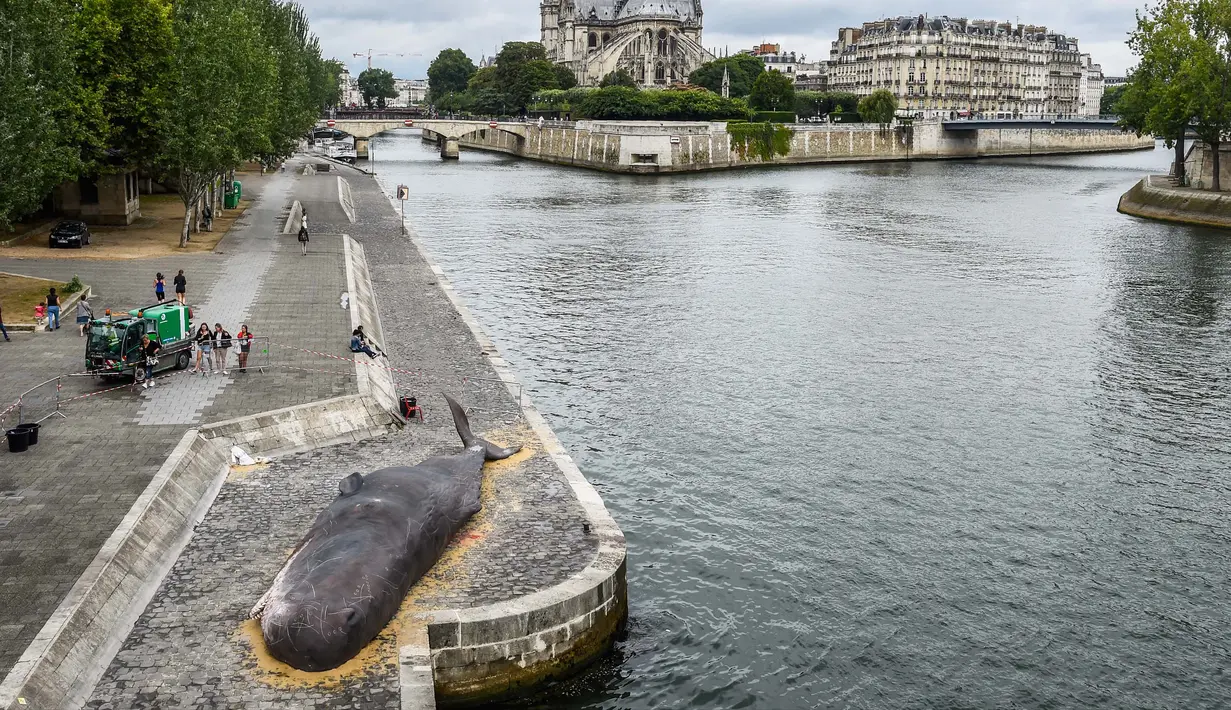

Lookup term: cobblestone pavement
[86,164,599,707]
[0,162,356,678]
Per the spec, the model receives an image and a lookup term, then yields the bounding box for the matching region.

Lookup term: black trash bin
[6,428,30,453]
[14,423,39,445]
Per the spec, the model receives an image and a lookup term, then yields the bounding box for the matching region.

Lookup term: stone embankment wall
[1118,175,1231,230]
[1184,142,1231,191]
[454,120,1154,173]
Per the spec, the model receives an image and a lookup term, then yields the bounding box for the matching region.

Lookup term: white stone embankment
[453,119,1155,174]
[1118,175,1231,230]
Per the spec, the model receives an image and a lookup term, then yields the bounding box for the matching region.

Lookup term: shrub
[63,275,84,295]
[751,111,796,123]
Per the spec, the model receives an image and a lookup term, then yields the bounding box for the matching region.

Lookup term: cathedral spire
[721,65,729,98]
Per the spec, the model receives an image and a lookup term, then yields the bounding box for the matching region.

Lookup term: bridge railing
[943,114,1122,123]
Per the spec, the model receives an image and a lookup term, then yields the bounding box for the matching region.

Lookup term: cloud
[301,0,1142,79]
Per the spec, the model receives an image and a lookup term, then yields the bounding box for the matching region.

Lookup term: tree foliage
[858,89,899,126]
[601,68,637,88]
[0,0,87,230]
[575,87,747,120]
[1123,0,1231,190]
[357,67,397,109]
[1100,83,1129,115]
[427,48,476,101]
[688,55,765,98]
[749,70,795,111]
[1,0,336,233]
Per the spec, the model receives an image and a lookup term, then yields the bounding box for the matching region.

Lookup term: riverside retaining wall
[1118,175,1231,230]
[454,119,1154,173]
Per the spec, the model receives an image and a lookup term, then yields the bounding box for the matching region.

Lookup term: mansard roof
[577,0,701,22]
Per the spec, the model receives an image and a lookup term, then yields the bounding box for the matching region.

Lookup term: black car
[49,220,91,248]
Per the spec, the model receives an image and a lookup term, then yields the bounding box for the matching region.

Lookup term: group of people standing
[191,323,254,377]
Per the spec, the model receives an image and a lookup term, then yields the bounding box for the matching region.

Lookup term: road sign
[326,119,336,128]
[489,121,499,128]
[396,185,409,201]
[404,119,414,127]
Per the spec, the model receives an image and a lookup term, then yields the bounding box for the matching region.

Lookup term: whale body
[250,395,520,671]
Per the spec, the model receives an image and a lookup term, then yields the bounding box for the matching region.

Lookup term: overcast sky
[301,0,1143,80]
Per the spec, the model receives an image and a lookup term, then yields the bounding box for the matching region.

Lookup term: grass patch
[0,194,253,260]
[0,273,66,322]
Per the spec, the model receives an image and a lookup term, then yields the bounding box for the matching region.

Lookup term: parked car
[49,220,91,249]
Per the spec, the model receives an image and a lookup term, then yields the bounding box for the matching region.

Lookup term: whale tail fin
[444,394,521,461]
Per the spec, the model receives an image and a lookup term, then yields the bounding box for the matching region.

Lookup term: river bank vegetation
[0,0,340,240]
[1118,0,1231,191]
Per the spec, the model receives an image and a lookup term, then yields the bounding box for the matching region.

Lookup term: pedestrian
[76,297,93,336]
[236,325,253,373]
[46,287,61,330]
[0,301,10,342]
[154,273,166,303]
[139,333,161,389]
[350,330,378,359]
[193,323,213,374]
[34,302,47,331]
[203,203,214,232]
[174,270,187,305]
[298,211,310,256]
[213,323,232,375]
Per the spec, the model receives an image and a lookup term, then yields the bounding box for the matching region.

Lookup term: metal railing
[8,377,68,426]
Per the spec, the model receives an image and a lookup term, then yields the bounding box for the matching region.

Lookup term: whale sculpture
[249,395,520,671]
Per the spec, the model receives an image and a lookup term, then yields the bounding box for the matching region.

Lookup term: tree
[468,65,498,91]
[427,48,475,102]
[689,55,764,98]
[1123,0,1198,185]
[320,59,345,108]
[1184,0,1231,191]
[492,43,561,113]
[600,68,637,88]
[0,0,87,230]
[553,63,578,89]
[74,0,175,173]
[858,89,899,127]
[357,68,397,109]
[1100,83,1129,115]
[749,69,795,111]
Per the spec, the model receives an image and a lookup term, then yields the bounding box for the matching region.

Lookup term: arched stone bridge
[317,119,528,159]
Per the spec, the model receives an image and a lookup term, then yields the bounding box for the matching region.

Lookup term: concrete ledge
[338,177,357,223]
[379,183,628,708]
[344,235,398,414]
[282,200,304,234]
[1118,175,1231,230]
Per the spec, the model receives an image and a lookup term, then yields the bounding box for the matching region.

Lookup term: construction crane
[353,50,422,70]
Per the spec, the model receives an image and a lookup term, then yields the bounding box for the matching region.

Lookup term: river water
[371,132,1230,709]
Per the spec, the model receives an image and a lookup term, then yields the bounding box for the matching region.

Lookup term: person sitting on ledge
[350,331,378,359]
[354,325,387,358]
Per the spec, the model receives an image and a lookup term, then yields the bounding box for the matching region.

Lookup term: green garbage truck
[86,302,196,382]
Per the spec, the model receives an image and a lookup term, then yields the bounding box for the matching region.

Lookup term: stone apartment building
[540,0,714,87]
[827,15,1087,119]
[1079,54,1105,117]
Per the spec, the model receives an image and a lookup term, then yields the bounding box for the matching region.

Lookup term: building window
[655,63,665,83]
[658,28,668,55]
[602,32,611,46]
[588,33,597,49]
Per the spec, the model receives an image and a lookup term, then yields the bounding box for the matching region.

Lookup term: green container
[128,302,192,345]
[224,180,241,209]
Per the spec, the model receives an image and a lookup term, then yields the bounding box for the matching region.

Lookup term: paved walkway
[0,162,356,679]
[86,162,599,707]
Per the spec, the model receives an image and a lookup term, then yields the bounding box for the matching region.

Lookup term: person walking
[46,287,61,330]
[139,333,162,389]
[213,323,232,375]
[0,302,10,342]
[76,297,93,336]
[34,302,46,330]
[298,212,310,256]
[236,325,253,373]
[193,323,213,374]
[154,273,166,303]
[174,270,187,305]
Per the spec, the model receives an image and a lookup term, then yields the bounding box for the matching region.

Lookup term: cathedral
[540,1,714,88]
